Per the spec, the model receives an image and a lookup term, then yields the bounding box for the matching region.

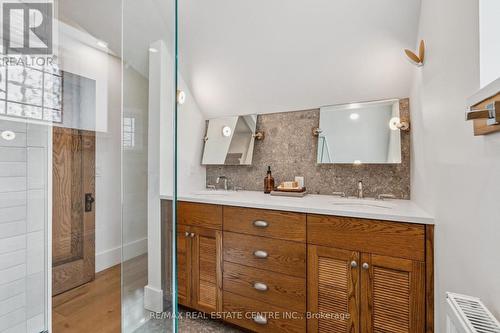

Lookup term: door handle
[85,193,95,212]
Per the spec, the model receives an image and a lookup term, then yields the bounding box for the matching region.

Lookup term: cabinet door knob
[253,314,267,325]
[253,282,268,291]
[350,260,358,268]
[185,232,190,237]
[253,250,268,259]
[190,233,195,238]
[362,263,370,270]
[253,220,269,228]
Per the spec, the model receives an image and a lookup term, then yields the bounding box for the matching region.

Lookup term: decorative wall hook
[404,40,425,67]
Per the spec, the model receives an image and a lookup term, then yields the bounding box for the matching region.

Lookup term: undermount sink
[331,199,394,209]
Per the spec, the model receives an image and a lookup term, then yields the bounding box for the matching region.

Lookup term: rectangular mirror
[202,115,257,165]
[317,99,402,164]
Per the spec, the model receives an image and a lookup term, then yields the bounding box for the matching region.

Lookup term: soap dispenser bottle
[264,166,275,194]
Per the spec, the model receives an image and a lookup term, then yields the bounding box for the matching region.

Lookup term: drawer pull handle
[253,282,268,291]
[253,250,268,259]
[253,314,267,325]
[253,220,269,228]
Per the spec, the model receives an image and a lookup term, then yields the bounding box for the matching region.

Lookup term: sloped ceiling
[179,0,422,117]
[59,0,422,118]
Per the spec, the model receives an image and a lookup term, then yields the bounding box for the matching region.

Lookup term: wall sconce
[177,90,186,105]
[222,125,232,137]
[253,131,265,140]
[404,40,425,67]
[389,117,410,131]
[312,128,322,136]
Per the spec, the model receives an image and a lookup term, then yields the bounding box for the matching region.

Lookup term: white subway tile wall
[0,119,48,333]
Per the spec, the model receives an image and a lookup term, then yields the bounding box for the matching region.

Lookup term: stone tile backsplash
[206,99,411,199]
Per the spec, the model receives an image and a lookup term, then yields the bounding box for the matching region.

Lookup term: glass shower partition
[122,0,177,332]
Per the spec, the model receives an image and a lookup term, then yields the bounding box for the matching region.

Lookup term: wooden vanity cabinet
[307,246,361,333]
[307,214,428,333]
[360,254,425,333]
[174,202,434,333]
[177,202,223,313]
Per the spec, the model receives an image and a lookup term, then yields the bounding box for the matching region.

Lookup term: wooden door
[308,245,360,333]
[177,224,192,307]
[360,254,425,333]
[190,226,222,313]
[52,128,95,295]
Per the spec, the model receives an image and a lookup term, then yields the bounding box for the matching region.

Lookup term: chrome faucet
[216,176,229,191]
[357,181,364,199]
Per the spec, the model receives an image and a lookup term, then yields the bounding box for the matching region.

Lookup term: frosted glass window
[0,65,63,122]
[480,0,500,88]
[7,102,43,119]
[8,84,44,105]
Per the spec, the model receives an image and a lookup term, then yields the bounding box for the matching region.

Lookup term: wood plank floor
[52,264,121,333]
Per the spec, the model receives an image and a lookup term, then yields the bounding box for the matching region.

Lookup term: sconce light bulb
[177,90,186,105]
[389,117,401,131]
[222,126,232,137]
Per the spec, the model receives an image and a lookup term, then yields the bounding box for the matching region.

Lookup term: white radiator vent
[447,292,500,333]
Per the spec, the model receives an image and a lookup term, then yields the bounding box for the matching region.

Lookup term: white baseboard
[144,285,164,313]
[95,237,147,272]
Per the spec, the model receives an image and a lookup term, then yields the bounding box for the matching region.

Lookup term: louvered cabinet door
[308,245,360,333]
[191,227,223,313]
[360,254,425,333]
[177,225,192,307]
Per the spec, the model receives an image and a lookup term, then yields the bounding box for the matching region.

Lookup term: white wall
[122,66,149,265]
[177,76,207,193]
[157,52,206,197]
[94,53,124,273]
[410,0,500,330]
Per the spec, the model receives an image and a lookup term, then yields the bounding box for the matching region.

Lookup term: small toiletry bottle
[264,166,275,194]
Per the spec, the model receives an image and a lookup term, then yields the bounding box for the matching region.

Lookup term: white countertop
[160,190,434,225]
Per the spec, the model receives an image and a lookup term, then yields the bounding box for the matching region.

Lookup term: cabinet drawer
[223,291,306,333]
[223,262,306,312]
[224,206,306,242]
[223,232,306,278]
[307,214,425,261]
[178,201,222,230]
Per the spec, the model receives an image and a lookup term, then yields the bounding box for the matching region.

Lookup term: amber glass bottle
[264,166,275,194]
